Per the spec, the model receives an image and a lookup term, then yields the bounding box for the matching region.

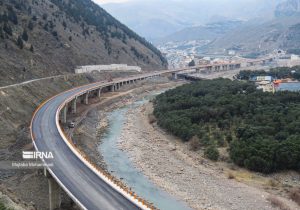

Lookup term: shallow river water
[98,93,191,210]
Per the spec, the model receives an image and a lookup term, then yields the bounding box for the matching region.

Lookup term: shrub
[267,196,290,210]
[227,172,235,179]
[148,114,156,124]
[204,145,219,161]
[189,136,200,151]
[289,188,300,206]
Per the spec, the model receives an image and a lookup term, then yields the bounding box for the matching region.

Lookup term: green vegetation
[0,201,13,210]
[237,66,300,80]
[204,145,219,161]
[154,79,300,173]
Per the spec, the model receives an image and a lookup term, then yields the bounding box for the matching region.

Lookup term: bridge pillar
[84,92,89,105]
[61,106,67,124]
[72,97,77,114]
[44,168,61,210]
[172,73,178,80]
[97,88,101,98]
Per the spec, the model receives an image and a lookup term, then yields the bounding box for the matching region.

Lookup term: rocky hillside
[0,0,167,86]
[275,0,300,17]
[205,17,300,56]
[156,20,243,44]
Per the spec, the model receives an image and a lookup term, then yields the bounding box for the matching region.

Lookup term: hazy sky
[93,0,130,4]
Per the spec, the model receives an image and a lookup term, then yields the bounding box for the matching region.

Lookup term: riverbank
[72,78,186,172]
[117,102,300,210]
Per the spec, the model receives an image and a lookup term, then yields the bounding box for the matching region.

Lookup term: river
[98,93,191,210]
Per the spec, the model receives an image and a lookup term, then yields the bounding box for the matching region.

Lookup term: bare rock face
[275,0,300,17]
[0,0,168,86]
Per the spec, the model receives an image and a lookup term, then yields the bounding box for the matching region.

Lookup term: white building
[75,64,141,74]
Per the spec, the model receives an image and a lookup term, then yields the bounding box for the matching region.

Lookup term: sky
[93,0,130,4]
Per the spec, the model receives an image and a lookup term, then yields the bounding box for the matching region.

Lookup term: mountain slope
[101,0,285,40]
[156,20,244,44]
[275,0,300,17]
[0,0,167,86]
[205,17,300,55]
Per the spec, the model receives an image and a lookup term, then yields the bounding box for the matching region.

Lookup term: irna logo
[22,151,54,160]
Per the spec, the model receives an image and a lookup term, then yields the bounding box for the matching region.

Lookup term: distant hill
[101,0,285,41]
[156,20,244,44]
[0,0,167,86]
[205,17,300,56]
[275,0,300,17]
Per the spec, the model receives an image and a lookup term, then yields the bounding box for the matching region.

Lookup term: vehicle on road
[68,121,75,128]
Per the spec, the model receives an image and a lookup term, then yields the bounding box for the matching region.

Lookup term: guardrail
[31,74,163,210]
[56,80,155,209]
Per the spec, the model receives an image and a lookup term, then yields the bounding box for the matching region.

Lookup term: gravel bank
[117,103,299,210]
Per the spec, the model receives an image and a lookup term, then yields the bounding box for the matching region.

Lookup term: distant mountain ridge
[156,20,244,44]
[275,0,300,17]
[0,0,167,86]
[101,0,285,40]
[205,17,300,55]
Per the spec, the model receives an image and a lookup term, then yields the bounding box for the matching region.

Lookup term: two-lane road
[31,75,161,209]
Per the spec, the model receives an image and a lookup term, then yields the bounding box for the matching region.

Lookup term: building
[75,64,141,74]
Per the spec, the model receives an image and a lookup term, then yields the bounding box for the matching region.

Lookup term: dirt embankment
[0,71,137,210]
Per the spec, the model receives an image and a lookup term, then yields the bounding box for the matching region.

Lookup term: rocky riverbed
[117,103,300,210]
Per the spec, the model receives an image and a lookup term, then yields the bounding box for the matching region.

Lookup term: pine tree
[17,36,24,49]
[22,30,28,41]
[0,27,4,39]
[3,23,12,36]
[30,45,34,53]
[28,21,34,30]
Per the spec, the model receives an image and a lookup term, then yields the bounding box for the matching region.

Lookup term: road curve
[30,73,166,210]
[29,58,274,209]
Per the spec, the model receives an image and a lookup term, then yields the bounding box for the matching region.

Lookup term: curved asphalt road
[31,74,161,210]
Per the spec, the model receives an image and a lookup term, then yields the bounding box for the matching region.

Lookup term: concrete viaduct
[30,56,274,210]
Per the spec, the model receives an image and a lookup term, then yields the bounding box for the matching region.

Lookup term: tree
[22,30,28,41]
[30,45,34,53]
[42,13,48,20]
[28,21,34,30]
[0,27,4,39]
[68,36,72,41]
[17,36,24,49]
[62,21,67,28]
[52,31,58,37]
[7,7,18,25]
[188,60,196,67]
[3,23,12,36]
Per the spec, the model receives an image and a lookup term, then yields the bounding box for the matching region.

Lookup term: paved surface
[31,74,165,210]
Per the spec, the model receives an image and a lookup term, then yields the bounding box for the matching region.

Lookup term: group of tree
[153,78,300,173]
[237,66,300,81]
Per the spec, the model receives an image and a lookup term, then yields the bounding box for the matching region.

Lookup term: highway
[30,56,274,209]
[31,74,162,210]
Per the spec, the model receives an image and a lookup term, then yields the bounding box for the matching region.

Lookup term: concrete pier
[97,89,101,98]
[84,92,89,105]
[61,106,67,124]
[72,98,77,114]
[44,169,61,210]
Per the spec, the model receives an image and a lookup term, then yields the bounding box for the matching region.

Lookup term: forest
[153,79,300,173]
[237,66,300,80]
